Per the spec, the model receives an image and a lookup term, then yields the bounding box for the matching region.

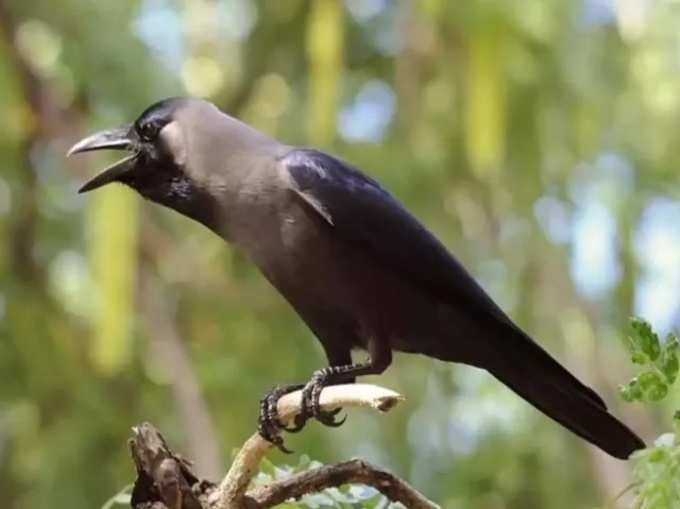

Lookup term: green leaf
[646,447,668,463]
[620,377,644,402]
[631,318,661,361]
[631,352,648,364]
[658,348,678,384]
[665,333,679,352]
[619,383,634,402]
[638,371,668,401]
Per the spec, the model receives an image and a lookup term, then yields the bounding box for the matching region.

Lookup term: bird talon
[257,384,304,450]
[272,436,295,454]
[260,426,294,454]
[257,420,281,446]
[317,410,346,427]
[298,375,350,429]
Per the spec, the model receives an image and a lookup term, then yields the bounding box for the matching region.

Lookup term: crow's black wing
[283,148,514,328]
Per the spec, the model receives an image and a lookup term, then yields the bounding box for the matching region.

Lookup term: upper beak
[68,125,137,193]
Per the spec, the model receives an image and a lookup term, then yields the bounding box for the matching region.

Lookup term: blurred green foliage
[628,416,680,509]
[619,319,680,509]
[2,0,680,508]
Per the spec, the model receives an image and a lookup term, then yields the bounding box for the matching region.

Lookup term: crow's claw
[258,369,350,444]
[271,435,294,455]
[299,373,349,429]
[257,384,303,452]
[283,413,309,433]
[316,409,346,427]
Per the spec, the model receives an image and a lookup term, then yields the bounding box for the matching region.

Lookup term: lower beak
[68,126,137,193]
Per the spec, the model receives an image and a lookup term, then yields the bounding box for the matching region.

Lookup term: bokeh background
[1,0,680,507]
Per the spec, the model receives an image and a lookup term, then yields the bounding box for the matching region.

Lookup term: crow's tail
[485,331,645,459]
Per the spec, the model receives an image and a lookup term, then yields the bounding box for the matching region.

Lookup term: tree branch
[213,384,405,508]
[128,384,440,509]
[245,459,439,509]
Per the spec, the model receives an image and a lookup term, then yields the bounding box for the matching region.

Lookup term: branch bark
[245,459,438,509]
[128,384,440,509]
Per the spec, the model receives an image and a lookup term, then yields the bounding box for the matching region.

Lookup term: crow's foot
[288,367,348,432]
[257,384,303,453]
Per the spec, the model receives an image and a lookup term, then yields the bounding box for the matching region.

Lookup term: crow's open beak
[68,126,137,193]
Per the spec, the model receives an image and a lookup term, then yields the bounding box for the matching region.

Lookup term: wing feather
[283,148,512,326]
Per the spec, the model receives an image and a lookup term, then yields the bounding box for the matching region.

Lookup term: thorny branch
[128,384,440,509]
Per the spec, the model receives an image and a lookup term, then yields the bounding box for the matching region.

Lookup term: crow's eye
[138,121,159,142]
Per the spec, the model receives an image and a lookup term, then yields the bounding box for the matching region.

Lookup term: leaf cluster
[620,318,679,403]
[621,319,680,509]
